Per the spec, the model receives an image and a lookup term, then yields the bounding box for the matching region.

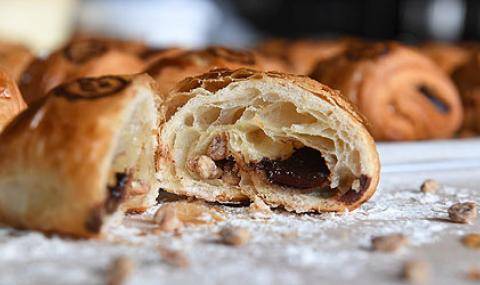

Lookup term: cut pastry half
[0,74,160,237]
[157,68,380,212]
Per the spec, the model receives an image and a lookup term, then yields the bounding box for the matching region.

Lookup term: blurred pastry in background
[256,38,357,75]
[19,37,146,104]
[452,51,480,135]
[310,42,463,141]
[0,42,34,81]
[419,42,472,74]
[145,46,287,98]
[0,69,26,131]
[138,47,185,67]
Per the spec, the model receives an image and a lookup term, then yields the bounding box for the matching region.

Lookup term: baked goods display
[145,46,287,98]
[0,42,34,81]
[0,69,26,131]
[157,68,380,212]
[452,51,480,134]
[19,38,146,104]
[310,42,463,141]
[0,74,160,237]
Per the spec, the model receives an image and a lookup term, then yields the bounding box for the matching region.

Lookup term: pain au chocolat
[157,68,380,212]
[0,69,26,131]
[0,74,160,237]
[145,46,288,98]
[19,38,146,104]
[310,42,463,141]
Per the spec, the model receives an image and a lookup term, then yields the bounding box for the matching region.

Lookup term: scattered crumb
[153,201,224,233]
[467,267,480,281]
[219,226,250,246]
[448,202,477,224]
[153,204,183,233]
[248,196,273,219]
[461,233,480,249]
[157,246,189,268]
[106,256,134,285]
[401,260,430,284]
[371,233,408,252]
[420,179,440,194]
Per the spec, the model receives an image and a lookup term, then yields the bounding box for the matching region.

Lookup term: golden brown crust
[419,42,472,74]
[19,38,146,105]
[0,42,34,82]
[452,51,480,134]
[0,74,159,237]
[145,46,287,99]
[0,69,26,131]
[310,41,463,141]
[159,68,379,212]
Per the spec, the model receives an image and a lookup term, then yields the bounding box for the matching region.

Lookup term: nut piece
[158,246,189,268]
[448,202,477,224]
[207,134,228,161]
[187,155,222,179]
[153,204,183,232]
[219,226,250,246]
[420,179,440,194]
[107,256,134,285]
[371,233,408,252]
[401,260,430,284]
[461,233,480,249]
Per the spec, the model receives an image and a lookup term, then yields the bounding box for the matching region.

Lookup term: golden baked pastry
[0,69,26,131]
[0,74,160,237]
[452,51,480,134]
[19,38,146,104]
[310,42,463,141]
[0,42,34,81]
[157,68,380,213]
[145,46,287,98]
[420,42,472,74]
[257,38,354,74]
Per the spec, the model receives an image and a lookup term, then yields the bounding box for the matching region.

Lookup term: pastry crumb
[219,226,250,246]
[106,256,134,285]
[248,196,273,219]
[461,233,480,249]
[207,134,228,161]
[420,179,440,194]
[467,267,480,280]
[448,202,477,224]
[158,246,189,268]
[187,155,222,179]
[153,204,183,232]
[371,233,408,252]
[401,260,430,284]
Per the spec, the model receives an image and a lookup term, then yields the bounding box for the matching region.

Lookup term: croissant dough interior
[158,70,379,212]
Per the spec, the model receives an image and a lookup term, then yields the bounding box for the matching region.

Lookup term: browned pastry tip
[419,42,473,74]
[0,42,34,82]
[0,69,26,131]
[310,41,463,141]
[19,38,146,105]
[452,51,480,134]
[144,46,287,98]
[0,74,160,237]
[257,38,359,75]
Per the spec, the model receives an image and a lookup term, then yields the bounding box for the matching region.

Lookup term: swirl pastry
[145,46,287,98]
[0,42,34,81]
[157,68,379,212]
[19,38,145,104]
[452,51,480,134]
[420,42,471,74]
[310,42,463,141]
[0,74,160,237]
[0,70,26,131]
[257,38,354,75]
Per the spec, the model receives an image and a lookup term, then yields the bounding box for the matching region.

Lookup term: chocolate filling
[256,147,330,189]
[417,85,450,113]
[105,172,129,213]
